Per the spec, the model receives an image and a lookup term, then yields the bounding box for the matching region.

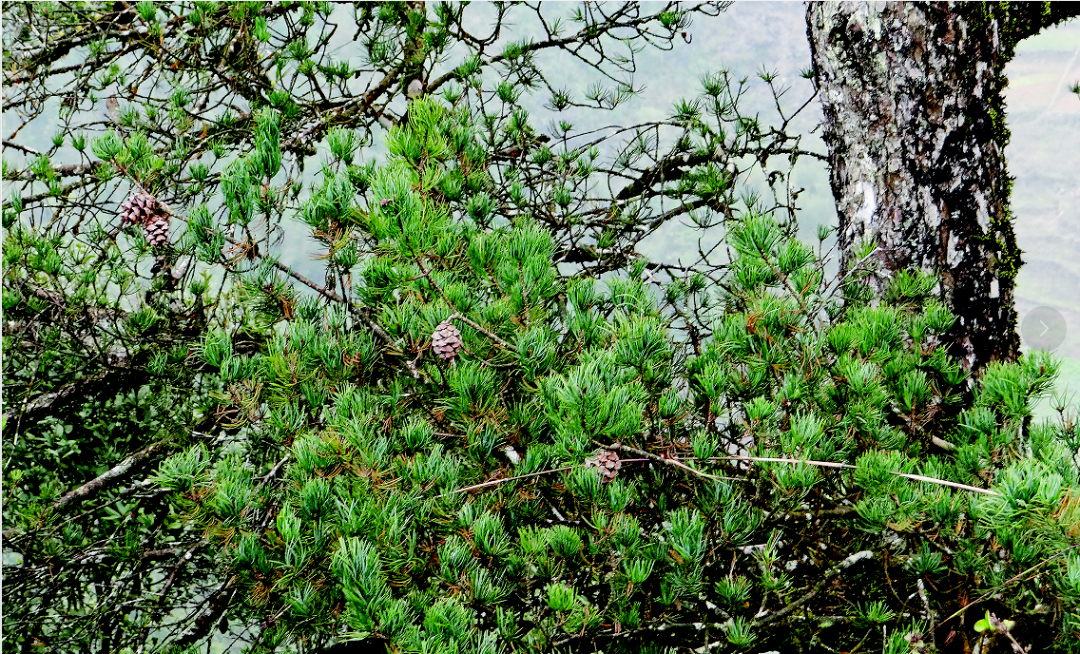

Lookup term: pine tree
[3,3,1078,654]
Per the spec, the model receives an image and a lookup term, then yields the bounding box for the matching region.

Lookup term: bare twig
[706,455,1001,496]
[449,311,516,352]
[134,539,210,654]
[441,466,575,497]
[52,440,173,513]
[259,454,290,485]
[173,576,239,647]
[930,435,958,452]
[599,441,739,482]
[3,139,41,155]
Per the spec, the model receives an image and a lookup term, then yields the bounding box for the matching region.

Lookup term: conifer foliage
[3,3,1078,654]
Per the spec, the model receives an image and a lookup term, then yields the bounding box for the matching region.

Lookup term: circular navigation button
[1020,306,1067,351]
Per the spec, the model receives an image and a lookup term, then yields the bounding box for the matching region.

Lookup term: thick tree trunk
[806,2,1079,376]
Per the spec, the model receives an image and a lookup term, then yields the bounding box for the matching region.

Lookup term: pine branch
[3,440,175,541]
[750,549,874,629]
[706,455,1002,496]
[411,252,517,352]
[934,541,1080,632]
[599,441,739,482]
[441,466,575,497]
[160,200,398,346]
[44,440,173,510]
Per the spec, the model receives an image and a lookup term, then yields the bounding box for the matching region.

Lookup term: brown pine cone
[585,449,622,483]
[118,195,138,226]
[118,192,161,227]
[432,320,463,361]
[119,192,171,247]
[143,213,171,247]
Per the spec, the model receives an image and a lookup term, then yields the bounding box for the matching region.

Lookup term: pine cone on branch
[119,192,156,226]
[118,192,170,246]
[585,449,622,483]
[143,214,171,247]
[431,320,463,361]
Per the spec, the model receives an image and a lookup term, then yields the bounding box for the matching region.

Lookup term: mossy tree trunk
[806,2,1079,376]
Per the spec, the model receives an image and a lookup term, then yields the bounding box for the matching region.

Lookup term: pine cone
[585,449,622,483]
[432,320,463,361]
[119,192,171,247]
[118,192,161,227]
[143,213,171,247]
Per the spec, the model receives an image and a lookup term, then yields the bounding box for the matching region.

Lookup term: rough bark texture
[806,2,1080,376]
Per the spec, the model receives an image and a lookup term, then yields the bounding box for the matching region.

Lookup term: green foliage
[3,3,1078,654]
[149,95,1080,653]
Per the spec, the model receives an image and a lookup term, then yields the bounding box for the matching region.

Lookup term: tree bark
[806,2,1080,376]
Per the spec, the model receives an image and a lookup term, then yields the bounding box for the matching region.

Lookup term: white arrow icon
[1022,307,1066,350]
